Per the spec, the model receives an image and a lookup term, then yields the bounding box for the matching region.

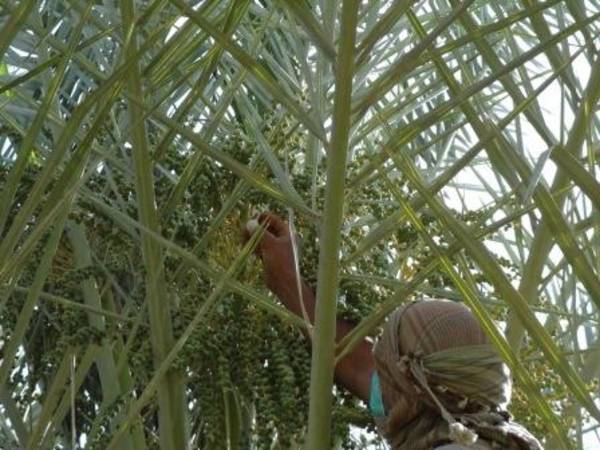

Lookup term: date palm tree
[0,0,599,449]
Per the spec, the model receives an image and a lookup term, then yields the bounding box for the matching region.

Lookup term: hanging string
[70,353,77,450]
[283,118,314,340]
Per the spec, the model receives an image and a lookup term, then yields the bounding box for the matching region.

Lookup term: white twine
[70,354,77,449]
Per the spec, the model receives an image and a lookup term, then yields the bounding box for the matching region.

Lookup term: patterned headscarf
[373,299,543,450]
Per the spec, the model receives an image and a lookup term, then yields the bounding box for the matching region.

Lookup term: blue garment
[369,370,386,417]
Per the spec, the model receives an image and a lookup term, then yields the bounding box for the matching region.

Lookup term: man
[246,212,542,449]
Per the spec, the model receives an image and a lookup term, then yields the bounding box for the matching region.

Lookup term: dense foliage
[1,0,599,449]
[0,113,584,449]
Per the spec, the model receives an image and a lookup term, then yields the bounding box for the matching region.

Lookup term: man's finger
[258,212,289,237]
[241,221,277,257]
[257,230,278,255]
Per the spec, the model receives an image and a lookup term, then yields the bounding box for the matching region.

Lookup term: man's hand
[244,212,297,296]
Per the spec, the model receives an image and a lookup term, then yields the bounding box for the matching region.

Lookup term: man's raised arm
[244,212,374,402]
